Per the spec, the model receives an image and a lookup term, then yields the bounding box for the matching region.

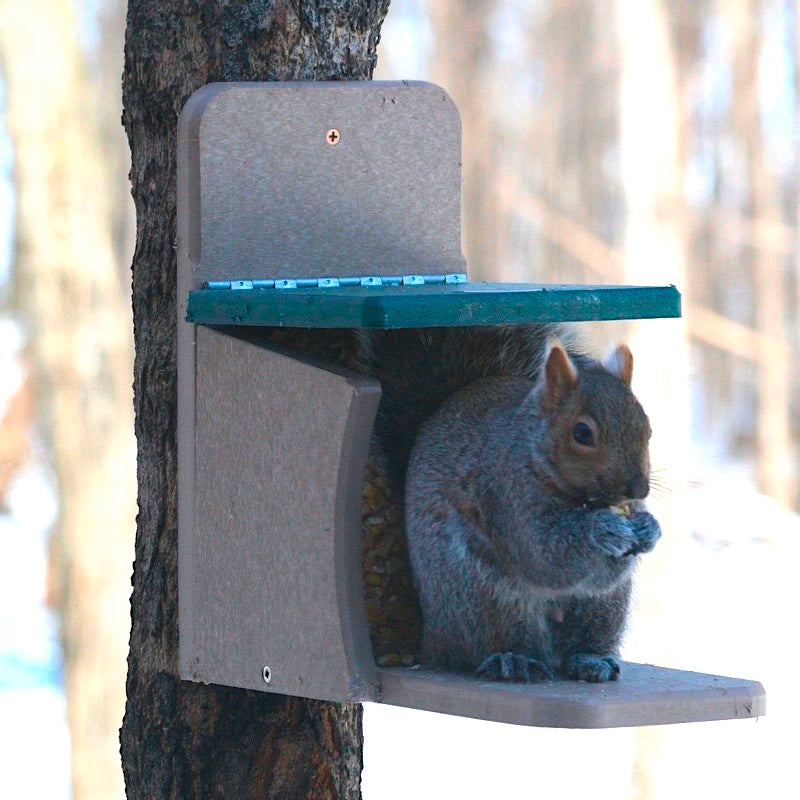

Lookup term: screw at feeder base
[326,128,341,145]
[262,665,272,685]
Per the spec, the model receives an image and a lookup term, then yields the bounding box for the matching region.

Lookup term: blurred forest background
[0,0,797,798]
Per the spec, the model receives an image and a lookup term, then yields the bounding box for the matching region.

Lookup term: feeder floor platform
[377,662,765,728]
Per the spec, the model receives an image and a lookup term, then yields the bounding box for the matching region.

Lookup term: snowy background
[0,331,71,797]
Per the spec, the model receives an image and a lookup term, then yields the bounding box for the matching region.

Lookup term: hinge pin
[201,273,467,290]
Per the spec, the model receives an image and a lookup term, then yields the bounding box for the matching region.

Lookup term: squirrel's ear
[603,344,633,386]
[540,338,578,407]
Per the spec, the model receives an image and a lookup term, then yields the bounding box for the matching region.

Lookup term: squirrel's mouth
[582,497,625,510]
[579,474,645,509]
[579,489,629,510]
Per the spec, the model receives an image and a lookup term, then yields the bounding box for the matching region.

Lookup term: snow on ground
[0,326,71,800]
[0,686,71,798]
[363,472,798,799]
[0,467,70,800]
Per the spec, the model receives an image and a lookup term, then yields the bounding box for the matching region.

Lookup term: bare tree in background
[428,0,498,277]
[795,1,800,508]
[796,0,800,345]
[120,2,388,797]
[614,1,691,796]
[524,0,622,286]
[0,1,135,799]
[96,0,136,278]
[724,0,794,507]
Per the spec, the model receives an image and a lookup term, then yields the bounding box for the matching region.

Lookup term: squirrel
[355,325,661,682]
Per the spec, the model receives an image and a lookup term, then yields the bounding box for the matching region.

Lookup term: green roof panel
[186,282,681,329]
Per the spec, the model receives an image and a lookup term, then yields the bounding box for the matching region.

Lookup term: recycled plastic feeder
[177,80,765,728]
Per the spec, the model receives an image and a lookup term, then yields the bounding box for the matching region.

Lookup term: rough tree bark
[120,2,389,798]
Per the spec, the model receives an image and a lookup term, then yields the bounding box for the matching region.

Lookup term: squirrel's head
[532,338,652,508]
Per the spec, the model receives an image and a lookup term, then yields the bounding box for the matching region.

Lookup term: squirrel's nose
[626,474,649,499]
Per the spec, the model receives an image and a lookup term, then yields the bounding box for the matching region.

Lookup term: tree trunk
[120,2,389,798]
[428,0,498,278]
[725,0,794,507]
[527,0,621,286]
[96,0,136,282]
[0,2,135,798]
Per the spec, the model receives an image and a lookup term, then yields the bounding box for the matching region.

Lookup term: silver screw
[326,128,341,145]
[262,665,272,685]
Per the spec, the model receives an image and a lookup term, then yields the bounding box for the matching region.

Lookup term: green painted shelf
[186,282,681,329]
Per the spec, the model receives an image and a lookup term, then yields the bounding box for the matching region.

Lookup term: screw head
[326,128,341,145]
[262,665,272,685]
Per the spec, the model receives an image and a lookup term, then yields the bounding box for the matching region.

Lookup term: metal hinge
[202,273,468,290]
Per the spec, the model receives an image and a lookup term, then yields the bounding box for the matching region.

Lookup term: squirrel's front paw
[627,511,661,554]
[563,654,621,683]
[589,511,639,558]
[476,652,554,683]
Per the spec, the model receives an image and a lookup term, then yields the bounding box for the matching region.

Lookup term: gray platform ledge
[186,282,681,329]
[377,663,765,728]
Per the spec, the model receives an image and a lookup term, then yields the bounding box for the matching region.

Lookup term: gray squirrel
[356,325,661,682]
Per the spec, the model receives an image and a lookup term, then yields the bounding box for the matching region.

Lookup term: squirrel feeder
[177,81,764,728]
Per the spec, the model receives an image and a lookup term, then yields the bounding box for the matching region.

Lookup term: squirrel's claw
[563,654,621,683]
[627,511,662,554]
[476,652,554,683]
[590,511,639,558]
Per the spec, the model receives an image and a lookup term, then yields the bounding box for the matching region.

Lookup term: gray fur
[353,325,589,490]
[405,355,661,683]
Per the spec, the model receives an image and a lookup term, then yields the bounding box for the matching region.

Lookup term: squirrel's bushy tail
[354,324,583,487]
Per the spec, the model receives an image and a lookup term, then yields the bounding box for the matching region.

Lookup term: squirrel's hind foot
[476,652,554,683]
[563,654,621,683]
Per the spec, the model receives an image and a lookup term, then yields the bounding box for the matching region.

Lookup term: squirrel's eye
[572,420,596,448]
